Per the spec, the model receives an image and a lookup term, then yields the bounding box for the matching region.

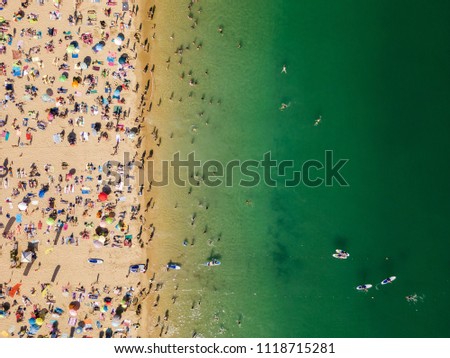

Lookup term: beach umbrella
[66,45,75,54]
[46,88,53,96]
[80,62,88,71]
[46,217,55,225]
[99,221,106,228]
[20,251,33,263]
[71,81,79,88]
[35,318,44,326]
[93,240,103,249]
[69,309,77,316]
[98,192,108,201]
[102,185,111,195]
[69,301,80,311]
[69,168,76,175]
[59,74,67,82]
[105,217,114,224]
[18,202,28,211]
[111,315,121,327]
[38,189,46,198]
[95,227,109,236]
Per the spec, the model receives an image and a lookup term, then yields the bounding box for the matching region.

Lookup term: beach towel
[12,50,21,59]
[68,317,77,327]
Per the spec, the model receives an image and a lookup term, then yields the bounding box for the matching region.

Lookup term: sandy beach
[0,0,170,338]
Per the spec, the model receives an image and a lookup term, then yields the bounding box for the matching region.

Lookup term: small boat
[88,258,104,265]
[129,264,146,273]
[356,284,372,291]
[204,259,221,267]
[381,276,396,285]
[167,263,181,270]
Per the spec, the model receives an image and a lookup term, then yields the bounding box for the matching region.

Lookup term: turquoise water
[150,0,450,337]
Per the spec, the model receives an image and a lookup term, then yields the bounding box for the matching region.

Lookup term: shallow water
[148,0,450,337]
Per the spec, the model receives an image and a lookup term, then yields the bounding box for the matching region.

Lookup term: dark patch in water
[271,242,302,282]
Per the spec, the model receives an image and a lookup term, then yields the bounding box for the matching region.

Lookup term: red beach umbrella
[98,192,108,201]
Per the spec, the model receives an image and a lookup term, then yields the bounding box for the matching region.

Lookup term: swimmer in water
[314,115,322,126]
[281,64,287,74]
[406,294,423,303]
[279,102,290,111]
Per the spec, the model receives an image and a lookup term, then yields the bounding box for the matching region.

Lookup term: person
[279,103,289,111]
[406,294,418,303]
[281,64,287,74]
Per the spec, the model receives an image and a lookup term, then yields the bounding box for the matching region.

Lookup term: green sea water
[149,0,450,337]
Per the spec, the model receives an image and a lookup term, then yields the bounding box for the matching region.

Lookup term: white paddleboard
[332,253,348,259]
[381,276,396,285]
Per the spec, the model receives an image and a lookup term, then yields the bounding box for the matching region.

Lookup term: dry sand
[0,0,172,338]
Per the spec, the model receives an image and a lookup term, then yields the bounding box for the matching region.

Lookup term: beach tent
[118,53,128,65]
[92,41,105,53]
[83,56,92,67]
[21,251,33,263]
[113,33,124,46]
